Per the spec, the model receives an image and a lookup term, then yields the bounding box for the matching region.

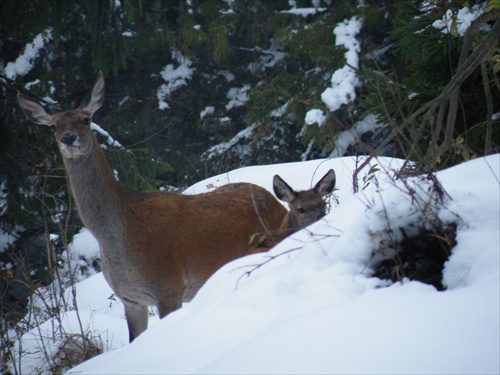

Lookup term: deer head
[17,72,105,159]
[273,169,336,231]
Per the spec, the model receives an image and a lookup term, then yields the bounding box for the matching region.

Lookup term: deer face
[287,189,329,227]
[50,109,95,159]
[273,169,336,230]
[17,72,106,160]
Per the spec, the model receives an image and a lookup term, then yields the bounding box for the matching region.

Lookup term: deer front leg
[123,299,148,342]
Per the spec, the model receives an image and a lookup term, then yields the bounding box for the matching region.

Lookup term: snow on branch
[321,17,362,112]
[5,28,53,80]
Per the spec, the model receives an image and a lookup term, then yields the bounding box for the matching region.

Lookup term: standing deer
[253,169,336,251]
[17,72,287,342]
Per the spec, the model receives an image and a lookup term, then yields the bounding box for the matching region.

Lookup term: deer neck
[62,135,128,245]
[278,214,298,237]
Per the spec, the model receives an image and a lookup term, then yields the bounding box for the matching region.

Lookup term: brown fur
[252,169,336,252]
[17,72,287,342]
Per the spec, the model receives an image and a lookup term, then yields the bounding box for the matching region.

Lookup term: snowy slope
[9,155,500,374]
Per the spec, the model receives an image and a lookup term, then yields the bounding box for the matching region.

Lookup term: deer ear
[314,169,336,197]
[273,175,297,203]
[80,71,105,115]
[17,93,54,126]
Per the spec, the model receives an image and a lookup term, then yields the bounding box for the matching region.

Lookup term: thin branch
[354,14,500,180]
[234,247,302,289]
[481,60,494,154]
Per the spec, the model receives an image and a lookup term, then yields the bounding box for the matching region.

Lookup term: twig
[234,247,302,289]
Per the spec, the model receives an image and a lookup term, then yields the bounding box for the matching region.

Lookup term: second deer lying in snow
[253,169,336,251]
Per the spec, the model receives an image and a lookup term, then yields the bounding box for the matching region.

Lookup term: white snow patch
[281,0,326,18]
[204,123,257,160]
[60,228,101,283]
[91,122,123,148]
[321,17,362,112]
[157,51,194,110]
[432,3,486,36]
[305,108,327,127]
[225,85,250,110]
[330,114,382,157]
[4,28,53,79]
[200,106,215,119]
[270,101,290,118]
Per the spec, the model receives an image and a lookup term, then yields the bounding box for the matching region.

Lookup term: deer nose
[61,133,77,146]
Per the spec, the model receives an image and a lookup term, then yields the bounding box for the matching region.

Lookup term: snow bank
[8,155,499,374]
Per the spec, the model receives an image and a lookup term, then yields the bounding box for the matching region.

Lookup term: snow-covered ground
[8,154,499,374]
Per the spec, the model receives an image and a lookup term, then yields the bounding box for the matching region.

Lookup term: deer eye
[83,117,91,125]
[298,208,306,214]
[50,126,57,132]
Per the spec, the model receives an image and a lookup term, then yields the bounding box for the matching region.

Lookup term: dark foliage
[373,223,457,291]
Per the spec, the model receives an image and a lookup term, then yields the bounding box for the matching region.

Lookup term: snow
[330,114,381,157]
[203,123,257,160]
[60,228,101,283]
[281,7,326,18]
[333,17,362,67]
[157,51,194,110]
[270,101,290,118]
[7,154,499,374]
[432,3,486,36]
[200,106,215,119]
[91,122,123,148]
[122,30,136,37]
[282,0,326,17]
[4,28,53,80]
[305,108,327,127]
[225,85,251,110]
[245,47,286,73]
[321,17,362,112]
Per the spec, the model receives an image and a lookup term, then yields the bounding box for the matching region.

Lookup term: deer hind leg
[123,299,148,342]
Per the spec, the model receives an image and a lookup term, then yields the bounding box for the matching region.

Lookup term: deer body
[17,72,287,342]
